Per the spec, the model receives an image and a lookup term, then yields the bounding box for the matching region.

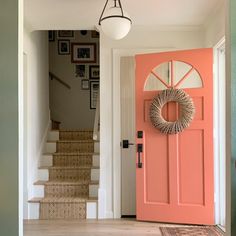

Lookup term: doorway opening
[118,42,226,227]
[23,30,100,222]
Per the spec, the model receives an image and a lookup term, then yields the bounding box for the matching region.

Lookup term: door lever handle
[137,144,143,168]
[122,140,135,149]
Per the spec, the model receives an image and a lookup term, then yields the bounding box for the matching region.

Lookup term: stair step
[28,197,42,203]
[47,152,98,155]
[56,141,94,153]
[59,130,93,141]
[28,197,98,203]
[34,180,99,186]
[53,153,93,167]
[40,197,86,219]
[39,166,99,170]
[57,140,94,143]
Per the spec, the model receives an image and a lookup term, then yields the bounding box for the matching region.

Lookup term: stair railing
[49,72,71,89]
[93,90,100,141]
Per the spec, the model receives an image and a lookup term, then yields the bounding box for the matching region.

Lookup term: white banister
[93,91,100,141]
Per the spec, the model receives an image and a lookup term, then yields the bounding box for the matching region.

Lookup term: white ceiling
[24,0,224,30]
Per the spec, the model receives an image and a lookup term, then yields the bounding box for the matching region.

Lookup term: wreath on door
[149,88,195,134]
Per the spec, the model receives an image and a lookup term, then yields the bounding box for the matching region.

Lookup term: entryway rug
[160,226,224,236]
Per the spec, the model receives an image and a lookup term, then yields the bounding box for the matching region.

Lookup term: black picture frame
[89,65,99,79]
[48,31,55,42]
[71,43,96,63]
[58,30,74,38]
[90,81,99,109]
[58,40,70,55]
[75,65,86,78]
[81,79,90,90]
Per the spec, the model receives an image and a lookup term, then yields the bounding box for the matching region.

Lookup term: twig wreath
[150,88,195,134]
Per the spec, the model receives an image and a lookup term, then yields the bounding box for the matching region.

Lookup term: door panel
[135,49,214,225]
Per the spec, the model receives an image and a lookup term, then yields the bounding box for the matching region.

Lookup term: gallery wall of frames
[49,30,100,129]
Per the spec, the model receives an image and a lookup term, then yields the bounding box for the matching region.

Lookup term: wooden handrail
[93,90,100,141]
[49,72,71,89]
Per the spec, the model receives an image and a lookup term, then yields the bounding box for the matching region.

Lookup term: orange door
[135,49,214,225]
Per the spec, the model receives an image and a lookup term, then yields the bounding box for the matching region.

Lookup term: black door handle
[137,144,143,168]
[122,140,135,149]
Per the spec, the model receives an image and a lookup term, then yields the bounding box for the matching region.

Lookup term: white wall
[204,1,225,47]
[99,27,205,218]
[23,29,50,219]
[49,31,99,129]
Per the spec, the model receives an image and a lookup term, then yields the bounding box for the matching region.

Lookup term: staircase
[28,129,99,219]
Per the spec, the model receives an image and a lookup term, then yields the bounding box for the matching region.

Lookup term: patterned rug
[160,226,224,236]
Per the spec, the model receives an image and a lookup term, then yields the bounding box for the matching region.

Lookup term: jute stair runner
[39,130,95,219]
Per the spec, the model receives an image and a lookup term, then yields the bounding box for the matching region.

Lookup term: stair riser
[49,169,91,182]
[59,131,93,141]
[89,185,99,198]
[86,202,97,219]
[45,185,89,198]
[93,154,100,167]
[38,169,49,181]
[40,154,96,168]
[57,142,94,153]
[91,169,100,181]
[94,142,100,153]
[34,185,45,198]
[28,203,40,219]
[28,201,97,220]
[53,155,92,167]
[40,155,53,167]
[48,130,59,141]
[40,202,86,219]
[45,142,57,153]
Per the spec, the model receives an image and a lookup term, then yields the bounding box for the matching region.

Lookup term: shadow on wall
[49,30,100,130]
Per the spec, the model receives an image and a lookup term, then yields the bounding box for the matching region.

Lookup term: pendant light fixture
[98,0,132,40]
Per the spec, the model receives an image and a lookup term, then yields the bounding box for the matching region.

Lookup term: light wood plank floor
[24,219,166,236]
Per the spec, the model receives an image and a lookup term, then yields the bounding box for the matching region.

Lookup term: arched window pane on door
[144,60,203,91]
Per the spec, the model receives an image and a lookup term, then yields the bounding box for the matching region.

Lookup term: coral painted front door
[135,49,214,225]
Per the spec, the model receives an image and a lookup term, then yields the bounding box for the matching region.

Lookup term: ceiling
[24,0,224,30]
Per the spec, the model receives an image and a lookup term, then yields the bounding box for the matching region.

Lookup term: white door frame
[213,37,226,227]
[113,45,227,223]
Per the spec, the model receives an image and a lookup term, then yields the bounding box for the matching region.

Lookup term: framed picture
[75,65,86,78]
[58,30,74,38]
[58,40,70,55]
[81,79,90,90]
[90,81,99,109]
[71,43,96,63]
[89,65,99,79]
[91,30,100,38]
[48,31,55,42]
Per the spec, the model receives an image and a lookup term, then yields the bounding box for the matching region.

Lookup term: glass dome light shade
[100,7,132,40]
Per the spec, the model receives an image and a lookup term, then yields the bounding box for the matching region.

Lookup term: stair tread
[39,166,99,170]
[42,152,99,156]
[59,130,93,132]
[28,197,98,203]
[34,180,99,186]
[41,197,87,203]
[28,197,43,203]
[57,140,94,143]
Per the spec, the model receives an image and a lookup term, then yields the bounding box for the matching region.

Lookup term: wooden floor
[24,219,166,236]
